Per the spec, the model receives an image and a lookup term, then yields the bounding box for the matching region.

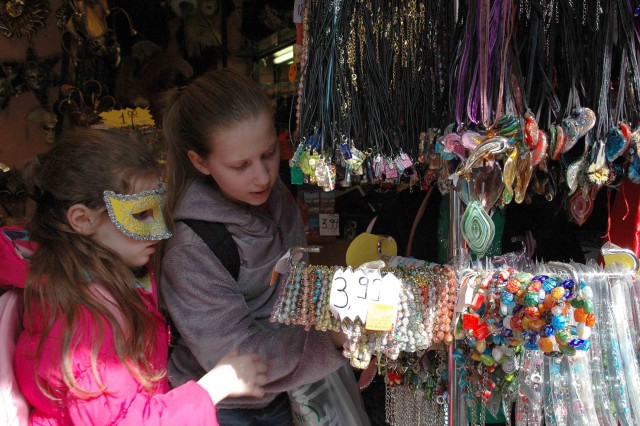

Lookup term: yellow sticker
[365,302,395,331]
[99,107,155,128]
[345,233,397,268]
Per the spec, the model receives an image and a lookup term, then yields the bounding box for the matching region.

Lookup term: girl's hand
[198,349,268,405]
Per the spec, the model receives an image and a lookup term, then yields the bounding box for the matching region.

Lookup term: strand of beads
[455,267,523,425]
[515,274,596,356]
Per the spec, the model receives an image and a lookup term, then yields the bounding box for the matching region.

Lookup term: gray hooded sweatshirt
[161,177,346,409]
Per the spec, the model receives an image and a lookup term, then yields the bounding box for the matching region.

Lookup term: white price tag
[319,213,340,236]
[293,0,304,24]
[329,268,399,323]
[379,273,401,307]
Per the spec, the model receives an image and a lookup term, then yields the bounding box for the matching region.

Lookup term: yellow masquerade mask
[103,184,172,241]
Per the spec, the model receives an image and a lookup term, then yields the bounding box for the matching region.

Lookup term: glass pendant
[605,126,629,162]
[460,200,495,257]
[514,151,533,204]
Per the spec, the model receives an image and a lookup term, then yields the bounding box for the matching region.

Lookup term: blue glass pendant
[628,153,640,184]
[605,126,630,161]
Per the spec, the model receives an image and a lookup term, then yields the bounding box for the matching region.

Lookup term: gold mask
[103,184,172,241]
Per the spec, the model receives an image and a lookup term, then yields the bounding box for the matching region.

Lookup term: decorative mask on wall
[57,79,115,127]
[0,61,23,109]
[0,0,50,39]
[23,47,60,107]
[26,106,57,143]
[56,0,135,68]
[0,167,27,223]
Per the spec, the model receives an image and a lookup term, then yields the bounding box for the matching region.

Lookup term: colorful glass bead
[556,330,571,344]
[524,306,541,320]
[540,325,555,337]
[480,354,495,366]
[578,325,591,340]
[524,292,539,307]
[475,322,490,340]
[524,338,540,351]
[583,299,594,314]
[528,280,542,292]
[568,338,585,347]
[510,316,523,331]
[574,308,586,322]
[560,344,576,356]
[570,298,584,309]
[585,313,596,327]
[476,339,487,353]
[506,279,521,294]
[463,313,480,330]
[551,287,565,300]
[491,347,504,362]
[501,291,515,304]
[551,315,566,329]
[561,279,574,290]
[551,305,563,315]
[581,286,593,300]
[542,295,556,310]
[542,277,557,292]
[576,340,591,351]
[539,337,554,353]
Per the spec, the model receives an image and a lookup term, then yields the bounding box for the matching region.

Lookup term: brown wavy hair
[24,129,165,399]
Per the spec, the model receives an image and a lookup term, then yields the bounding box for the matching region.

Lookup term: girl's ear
[67,204,96,235]
[187,149,212,176]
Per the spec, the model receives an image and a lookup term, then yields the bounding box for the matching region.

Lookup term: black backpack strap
[181,219,240,281]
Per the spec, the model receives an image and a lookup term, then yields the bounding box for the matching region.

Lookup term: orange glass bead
[574,308,586,322]
[528,280,542,292]
[542,295,555,310]
[561,303,570,315]
[585,313,596,327]
[529,319,546,332]
[539,337,554,353]
[510,316,523,331]
[524,306,541,320]
[506,279,521,294]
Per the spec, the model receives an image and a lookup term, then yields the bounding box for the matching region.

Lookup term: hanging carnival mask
[22,47,60,107]
[57,0,135,67]
[0,62,23,110]
[26,107,58,144]
[103,184,172,241]
[57,80,116,127]
[0,0,49,39]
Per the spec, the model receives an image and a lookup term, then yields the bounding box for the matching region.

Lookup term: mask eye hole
[132,209,154,222]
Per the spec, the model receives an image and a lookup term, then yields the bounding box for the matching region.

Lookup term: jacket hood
[173,177,295,228]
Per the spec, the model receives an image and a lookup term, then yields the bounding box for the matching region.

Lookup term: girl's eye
[263,146,277,158]
[132,209,154,222]
[233,163,248,171]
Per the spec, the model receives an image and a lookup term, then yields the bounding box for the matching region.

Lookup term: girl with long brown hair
[12,129,267,425]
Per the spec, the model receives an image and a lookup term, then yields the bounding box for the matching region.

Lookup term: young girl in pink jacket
[11,129,267,425]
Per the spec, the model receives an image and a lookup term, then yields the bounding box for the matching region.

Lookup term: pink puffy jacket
[2,226,218,425]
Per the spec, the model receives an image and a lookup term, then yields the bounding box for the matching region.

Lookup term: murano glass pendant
[460,200,495,257]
